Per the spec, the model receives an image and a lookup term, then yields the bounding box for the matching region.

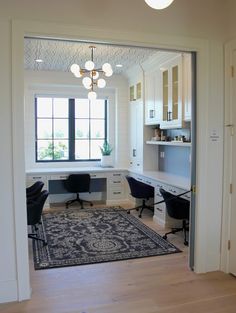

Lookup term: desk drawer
[49,174,68,180]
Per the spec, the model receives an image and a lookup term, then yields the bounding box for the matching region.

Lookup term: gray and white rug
[32,207,181,270]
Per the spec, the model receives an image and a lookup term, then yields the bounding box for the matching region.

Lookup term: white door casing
[228,50,236,276]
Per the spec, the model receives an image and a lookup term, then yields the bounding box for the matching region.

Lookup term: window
[35,96,107,162]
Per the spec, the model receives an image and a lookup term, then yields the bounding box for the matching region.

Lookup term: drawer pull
[91,175,97,178]
[156,207,163,212]
[32,176,42,179]
[113,192,121,195]
[113,181,121,183]
[113,173,121,177]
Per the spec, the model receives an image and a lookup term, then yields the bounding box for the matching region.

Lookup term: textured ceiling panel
[24,38,157,74]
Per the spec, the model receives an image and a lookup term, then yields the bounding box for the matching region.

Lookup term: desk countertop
[129,169,191,190]
[26,167,128,175]
[26,167,191,190]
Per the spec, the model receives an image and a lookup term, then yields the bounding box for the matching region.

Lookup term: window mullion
[69,99,75,161]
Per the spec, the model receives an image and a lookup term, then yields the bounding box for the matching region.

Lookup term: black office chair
[159,188,190,246]
[26,181,44,199]
[27,190,49,246]
[126,176,154,218]
[64,174,93,209]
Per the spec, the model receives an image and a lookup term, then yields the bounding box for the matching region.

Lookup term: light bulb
[102,63,112,73]
[74,69,82,78]
[97,78,106,88]
[82,77,92,88]
[70,63,80,73]
[85,60,95,71]
[144,0,174,10]
[91,71,99,80]
[105,69,113,77]
[88,91,97,101]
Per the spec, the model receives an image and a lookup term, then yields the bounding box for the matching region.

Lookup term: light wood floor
[1,203,236,313]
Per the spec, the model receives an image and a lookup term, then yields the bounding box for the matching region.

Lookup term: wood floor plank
[1,204,236,313]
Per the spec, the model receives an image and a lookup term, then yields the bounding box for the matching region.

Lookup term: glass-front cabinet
[160,54,183,129]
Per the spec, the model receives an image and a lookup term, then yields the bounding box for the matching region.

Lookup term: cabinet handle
[156,207,163,212]
[32,176,42,179]
[133,149,136,157]
[149,110,155,118]
[113,173,121,177]
[113,181,121,183]
[113,192,121,195]
[168,111,172,121]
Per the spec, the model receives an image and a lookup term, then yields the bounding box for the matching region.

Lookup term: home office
[24,38,193,235]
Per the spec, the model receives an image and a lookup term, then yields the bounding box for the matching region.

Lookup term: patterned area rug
[32,207,181,270]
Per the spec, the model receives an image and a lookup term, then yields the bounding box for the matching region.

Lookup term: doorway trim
[12,19,220,300]
[221,39,236,273]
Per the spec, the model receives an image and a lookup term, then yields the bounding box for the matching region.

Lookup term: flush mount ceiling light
[145,0,174,10]
[70,45,113,101]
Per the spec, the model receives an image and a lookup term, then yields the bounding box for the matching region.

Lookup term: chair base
[163,220,189,246]
[127,199,154,218]
[66,193,93,209]
[28,225,47,246]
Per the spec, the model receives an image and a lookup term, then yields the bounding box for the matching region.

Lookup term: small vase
[101,155,113,167]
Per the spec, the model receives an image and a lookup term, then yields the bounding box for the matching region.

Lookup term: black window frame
[35,96,108,162]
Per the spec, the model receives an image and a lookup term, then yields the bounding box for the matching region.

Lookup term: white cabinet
[154,182,190,227]
[160,54,184,129]
[106,172,127,202]
[144,70,162,125]
[26,174,48,191]
[129,99,143,170]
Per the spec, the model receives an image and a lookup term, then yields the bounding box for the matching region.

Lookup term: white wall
[24,71,129,170]
[0,0,232,304]
[0,19,20,303]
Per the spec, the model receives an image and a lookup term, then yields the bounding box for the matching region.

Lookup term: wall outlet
[160,151,165,158]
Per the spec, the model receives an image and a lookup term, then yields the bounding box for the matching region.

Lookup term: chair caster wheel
[127,210,130,214]
[90,203,93,206]
[136,208,139,211]
[138,214,142,218]
[163,235,167,240]
[184,241,189,246]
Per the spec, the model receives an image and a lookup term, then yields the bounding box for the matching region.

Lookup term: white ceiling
[24,38,158,75]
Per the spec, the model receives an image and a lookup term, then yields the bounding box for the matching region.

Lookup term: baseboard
[0,280,18,303]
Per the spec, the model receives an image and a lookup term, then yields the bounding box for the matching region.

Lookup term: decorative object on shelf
[154,124,161,141]
[144,0,174,10]
[70,46,113,101]
[99,140,113,167]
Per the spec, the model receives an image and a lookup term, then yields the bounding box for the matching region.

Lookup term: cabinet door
[145,72,156,125]
[129,100,143,169]
[145,71,162,125]
[160,55,183,129]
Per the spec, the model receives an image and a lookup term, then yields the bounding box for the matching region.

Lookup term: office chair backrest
[26,181,44,199]
[159,188,189,220]
[27,190,49,226]
[126,176,154,199]
[64,174,91,193]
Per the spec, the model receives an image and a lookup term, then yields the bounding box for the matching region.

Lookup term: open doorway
[24,36,196,273]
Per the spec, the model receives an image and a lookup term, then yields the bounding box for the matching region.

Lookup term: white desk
[26,167,129,205]
[26,167,191,226]
[128,169,191,227]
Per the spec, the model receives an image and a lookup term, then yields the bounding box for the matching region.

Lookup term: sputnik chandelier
[145,0,174,10]
[70,45,113,100]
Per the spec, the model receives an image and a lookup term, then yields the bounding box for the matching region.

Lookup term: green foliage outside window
[39,142,67,160]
